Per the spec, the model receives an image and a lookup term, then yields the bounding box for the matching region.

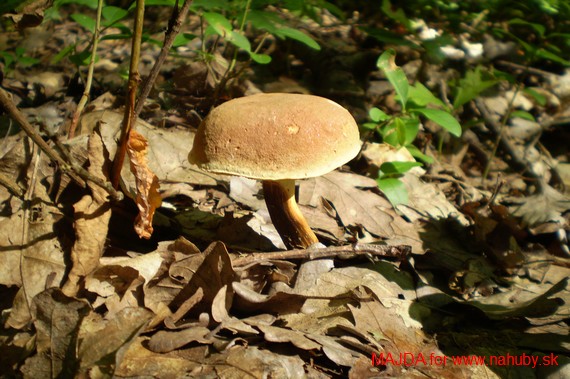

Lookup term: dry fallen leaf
[62,131,112,296]
[127,129,162,239]
[299,171,423,252]
[20,289,90,378]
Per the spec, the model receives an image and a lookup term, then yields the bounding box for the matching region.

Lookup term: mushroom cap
[189,93,361,180]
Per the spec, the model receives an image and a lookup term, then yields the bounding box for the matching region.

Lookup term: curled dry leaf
[127,130,162,239]
[62,131,112,296]
[169,242,235,320]
[148,326,213,353]
[231,281,306,314]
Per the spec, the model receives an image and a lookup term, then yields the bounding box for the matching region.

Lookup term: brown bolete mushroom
[189,93,360,249]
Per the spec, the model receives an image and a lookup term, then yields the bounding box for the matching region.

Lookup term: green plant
[364,49,462,206]
[0,47,40,73]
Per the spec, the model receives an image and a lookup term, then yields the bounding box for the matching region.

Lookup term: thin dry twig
[0,171,24,197]
[0,87,123,201]
[68,0,104,139]
[474,98,544,192]
[135,0,194,116]
[111,0,145,189]
[231,244,411,267]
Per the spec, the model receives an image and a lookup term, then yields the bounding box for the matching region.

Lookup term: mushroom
[189,93,361,249]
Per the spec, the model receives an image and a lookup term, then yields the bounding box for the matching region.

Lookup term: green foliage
[0,47,40,73]
[452,66,500,109]
[377,162,422,206]
[369,49,462,148]
[366,49,464,206]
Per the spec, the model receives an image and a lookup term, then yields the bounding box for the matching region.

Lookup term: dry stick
[134,0,194,117]
[496,60,555,78]
[475,98,544,192]
[0,171,24,197]
[0,87,123,201]
[0,88,81,183]
[111,0,145,189]
[231,244,411,267]
[68,0,104,139]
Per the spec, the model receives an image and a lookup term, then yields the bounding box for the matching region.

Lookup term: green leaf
[376,178,408,206]
[535,48,570,66]
[394,117,407,146]
[408,82,445,108]
[204,12,233,37]
[510,110,536,121]
[523,88,547,106]
[406,145,434,164]
[377,49,409,109]
[172,33,197,48]
[145,0,176,5]
[380,161,422,176]
[381,117,419,147]
[361,26,418,48]
[57,0,99,9]
[369,107,389,122]
[274,27,320,50]
[101,33,132,41]
[249,52,271,64]
[0,52,14,68]
[51,44,75,64]
[362,122,378,131]
[18,56,39,67]
[413,108,462,137]
[380,0,411,30]
[190,0,229,11]
[246,10,280,33]
[453,66,499,109]
[228,31,252,51]
[102,5,128,26]
[508,18,546,37]
[71,13,96,33]
[70,50,96,66]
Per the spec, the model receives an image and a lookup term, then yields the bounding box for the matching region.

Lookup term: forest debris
[169,242,235,321]
[20,289,89,378]
[62,131,112,296]
[76,307,153,376]
[299,171,423,252]
[127,130,162,239]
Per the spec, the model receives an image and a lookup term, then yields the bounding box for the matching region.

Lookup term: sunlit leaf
[453,66,499,109]
[204,12,233,37]
[413,108,462,137]
[380,161,422,176]
[377,49,409,109]
[369,107,389,122]
[408,82,445,108]
[377,178,408,206]
[510,110,536,121]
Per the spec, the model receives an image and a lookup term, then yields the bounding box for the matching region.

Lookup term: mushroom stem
[262,179,319,249]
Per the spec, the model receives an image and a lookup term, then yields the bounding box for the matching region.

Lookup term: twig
[231,244,411,267]
[111,0,145,189]
[134,0,194,116]
[0,171,24,197]
[0,87,82,183]
[474,98,544,192]
[496,60,556,78]
[0,87,123,201]
[68,0,104,139]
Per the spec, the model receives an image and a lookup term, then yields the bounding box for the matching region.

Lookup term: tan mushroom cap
[189,93,361,180]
